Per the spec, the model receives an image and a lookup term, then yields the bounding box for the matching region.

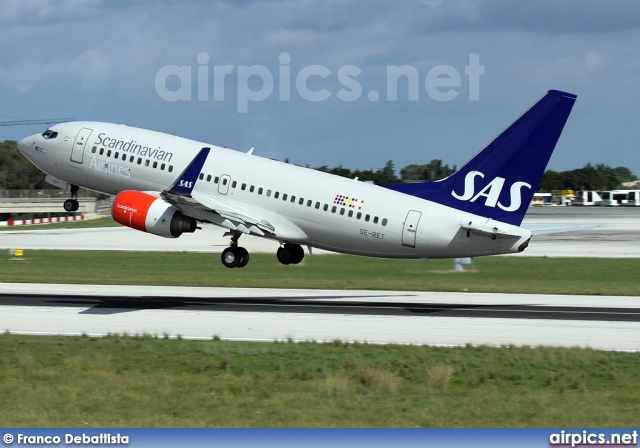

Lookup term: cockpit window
[42,130,58,139]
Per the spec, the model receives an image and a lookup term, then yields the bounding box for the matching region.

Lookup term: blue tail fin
[384,90,577,226]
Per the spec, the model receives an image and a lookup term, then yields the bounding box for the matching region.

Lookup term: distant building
[622,180,640,188]
[531,192,551,206]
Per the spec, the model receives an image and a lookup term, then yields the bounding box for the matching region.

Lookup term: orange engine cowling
[112,190,197,238]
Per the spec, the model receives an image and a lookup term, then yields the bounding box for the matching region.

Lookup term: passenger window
[91,146,97,153]
[145,160,150,167]
[137,158,142,165]
[340,208,345,216]
[283,194,288,201]
[307,200,312,207]
[275,192,279,199]
[199,173,204,180]
[115,152,119,158]
[100,148,104,155]
[323,204,328,211]
[357,212,362,219]
[232,181,237,188]
[214,177,219,184]
[266,190,271,197]
[291,196,296,203]
[299,198,304,205]
[241,183,246,191]
[153,161,158,168]
[168,165,173,172]
[315,202,320,209]
[107,150,112,157]
[161,163,165,170]
[382,218,388,226]
[223,178,228,185]
[250,185,255,192]
[373,216,379,224]
[331,206,337,213]
[258,187,263,195]
[129,156,134,162]
[206,175,212,182]
[365,214,370,222]
[348,210,353,217]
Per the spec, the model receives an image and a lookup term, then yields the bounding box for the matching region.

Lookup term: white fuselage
[18,122,530,259]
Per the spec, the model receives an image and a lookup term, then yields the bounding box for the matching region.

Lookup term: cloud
[511,51,610,85]
[2,0,640,177]
[0,0,102,25]
[410,0,640,35]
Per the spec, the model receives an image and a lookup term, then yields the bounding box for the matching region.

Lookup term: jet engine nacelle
[112,190,197,238]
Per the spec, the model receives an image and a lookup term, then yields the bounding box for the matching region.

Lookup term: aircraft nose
[17,135,35,154]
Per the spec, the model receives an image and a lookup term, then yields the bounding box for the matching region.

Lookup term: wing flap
[189,191,275,235]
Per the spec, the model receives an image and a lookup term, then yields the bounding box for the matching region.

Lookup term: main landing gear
[63,185,80,212]
[221,232,250,268]
[276,243,304,265]
[220,233,305,268]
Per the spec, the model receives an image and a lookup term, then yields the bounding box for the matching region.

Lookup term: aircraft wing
[161,146,275,236]
[162,191,275,237]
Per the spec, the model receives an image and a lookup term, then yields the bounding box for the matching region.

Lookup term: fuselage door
[402,210,422,248]
[71,127,93,164]
[218,174,231,195]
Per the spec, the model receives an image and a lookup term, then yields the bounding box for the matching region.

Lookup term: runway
[0,208,638,350]
[1,283,639,351]
[0,207,639,257]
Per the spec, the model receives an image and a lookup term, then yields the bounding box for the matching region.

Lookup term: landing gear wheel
[64,199,79,212]
[277,243,304,265]
[221,247,240,268]
[237,247,250,268]
[221,246,250,268]
[276,246,292,265]
[289,244,304,264]
[64,185,80,212]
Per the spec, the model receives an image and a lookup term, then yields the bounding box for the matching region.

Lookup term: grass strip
[1,250,639,295]
[0,334,638,427]
[0,217,119,231]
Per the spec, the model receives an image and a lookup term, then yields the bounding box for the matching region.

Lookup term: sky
[2,0,640,178]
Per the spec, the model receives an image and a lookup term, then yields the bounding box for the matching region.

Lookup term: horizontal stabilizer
[460,220,522,239]
[523,222,612,236]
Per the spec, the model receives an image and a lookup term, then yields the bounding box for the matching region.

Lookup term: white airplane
[17,90,576,268]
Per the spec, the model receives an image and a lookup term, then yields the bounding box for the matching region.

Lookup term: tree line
[537,164,636,191]
[316,159,457,185]
[0,139,636,192]
[0,140,48,190]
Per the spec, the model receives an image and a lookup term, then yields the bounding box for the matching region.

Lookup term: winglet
[166,147,210,197]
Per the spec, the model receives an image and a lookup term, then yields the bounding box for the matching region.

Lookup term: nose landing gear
[63,185,80,212]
